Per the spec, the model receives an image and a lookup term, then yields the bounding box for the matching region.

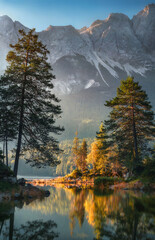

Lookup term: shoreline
[28,177,94,189]
[27,176,155,191]
[1,176,154,202]
[0,181,50,202]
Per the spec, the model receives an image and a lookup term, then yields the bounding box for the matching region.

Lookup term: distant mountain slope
[0,4,155,94]
[0,4,154,139]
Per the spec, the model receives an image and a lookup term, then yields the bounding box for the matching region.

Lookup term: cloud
[81,119,94,124]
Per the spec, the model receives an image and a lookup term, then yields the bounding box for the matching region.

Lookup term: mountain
[38,4,155,94]
[132,4,155,54]
[0,4,155,139]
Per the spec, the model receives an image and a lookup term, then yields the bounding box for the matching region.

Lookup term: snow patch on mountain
[85,79,100,89]
[88,52,108,86]
[103,56,124,69]
[123,63,147,76]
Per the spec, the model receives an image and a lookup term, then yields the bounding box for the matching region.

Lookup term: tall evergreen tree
[87,122,109,175]
[87,141,99,175]
[96,122,109,175]
[79,139,88,174]
[2,29,64,176]
[105,76,155,174]
[96,122,109,151]
[72,131,80,169]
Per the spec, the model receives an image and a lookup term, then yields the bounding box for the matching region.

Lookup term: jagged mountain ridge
[0,4,155,94]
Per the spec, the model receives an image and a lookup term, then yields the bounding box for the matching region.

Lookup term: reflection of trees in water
[69,189,88,235]
[4,219,59,240]
[0,201,59,240]
[88,193,155,240]
[0,202,15,240]
[3,218,59,240]
[24,187,74,215]
[1,189,155,240]
[23,187,155,239]
[85,191,121,228]
[109,198,155,240]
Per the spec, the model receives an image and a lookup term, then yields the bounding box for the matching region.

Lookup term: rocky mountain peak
[0,15,13,23]
[133,3,155,19]
[0,15,14,33]
[106,12,130,23]
[142,4,155,16]
[78,26,88,33]
[44,24,75,32]
[90,19,103,27]
[45,25,53,31]
[0,5,154,94]
[132,4,155,52]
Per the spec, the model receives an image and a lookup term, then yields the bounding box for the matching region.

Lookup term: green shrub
[94,177,115,186]
[0,181,19,192]
[0,161,14,177]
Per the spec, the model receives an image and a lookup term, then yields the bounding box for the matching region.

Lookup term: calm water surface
[0,186,155,240]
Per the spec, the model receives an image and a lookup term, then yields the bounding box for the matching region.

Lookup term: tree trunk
[9,213,14,240]
[14,47,28,177]
[132,211,139,240]
[131,103,139,168]
[133,119,139,163]
[0,220,4,235]
[6,135,8,167]
[3,141,5,164]
[13,83,25,177]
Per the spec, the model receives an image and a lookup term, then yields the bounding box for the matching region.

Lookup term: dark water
[0,187,155,240]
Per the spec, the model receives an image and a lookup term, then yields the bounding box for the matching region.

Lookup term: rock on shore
[0,182,50,201]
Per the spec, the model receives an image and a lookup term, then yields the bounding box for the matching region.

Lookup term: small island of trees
[57,77,155,185]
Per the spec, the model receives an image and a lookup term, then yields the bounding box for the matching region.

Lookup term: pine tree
[87,141,97,175]
[87,123,110,176]
[87,122,108,175]
[95,122,108,175]
[72,131,80,169]
[2,29,64,176]
[96,122,123,176]
[79,139,88,174]
[96,122,109,153]
[96,122,106,140]
[105,76,155,174]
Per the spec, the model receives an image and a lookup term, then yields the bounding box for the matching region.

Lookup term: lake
[0,185,155,240]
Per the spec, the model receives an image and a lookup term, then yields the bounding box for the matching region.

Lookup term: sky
[0,0,154,31]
